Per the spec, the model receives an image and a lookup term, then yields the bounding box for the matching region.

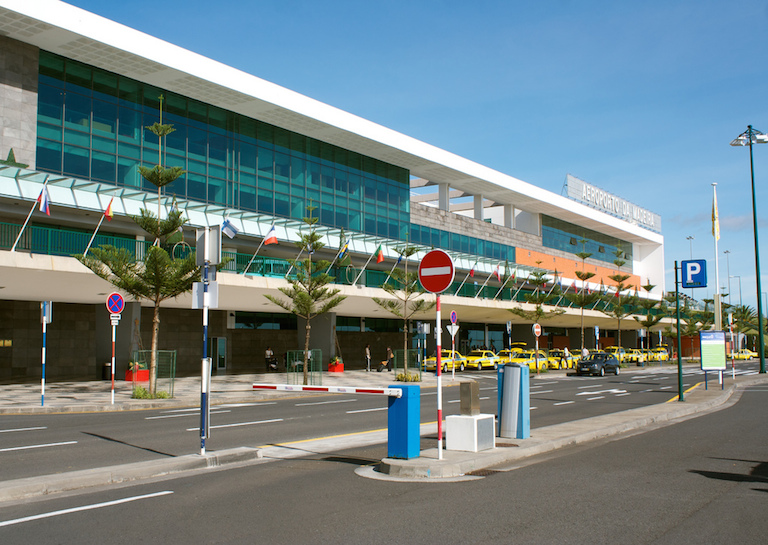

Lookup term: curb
[0,447,262,503]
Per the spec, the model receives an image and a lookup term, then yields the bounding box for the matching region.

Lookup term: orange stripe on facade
[516,248,642,289]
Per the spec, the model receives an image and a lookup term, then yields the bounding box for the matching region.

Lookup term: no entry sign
[418,250,455,294]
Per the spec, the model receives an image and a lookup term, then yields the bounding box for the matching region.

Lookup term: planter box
[125,369,150,382]
[328,363,344,373]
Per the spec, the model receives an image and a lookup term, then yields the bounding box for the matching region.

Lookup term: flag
[469,262,476,277]
[104,198,114,221]
[264,225,278,245]
[37,186,50,216]
[374,245,384,263]
[338,242,349,261]
[712,186,720,241]
[222,218,238,239]
[494,265,501,281]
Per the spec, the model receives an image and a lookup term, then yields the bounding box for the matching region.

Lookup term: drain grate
[496,443,518,448]
[467,469,501,477]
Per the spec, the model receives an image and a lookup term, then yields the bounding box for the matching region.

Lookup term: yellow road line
[257,420,439,449]
[666,381,702,403]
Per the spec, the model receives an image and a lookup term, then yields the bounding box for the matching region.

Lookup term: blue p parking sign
[681,260,707,289]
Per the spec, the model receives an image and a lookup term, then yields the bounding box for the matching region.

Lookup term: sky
[65,0,768,309]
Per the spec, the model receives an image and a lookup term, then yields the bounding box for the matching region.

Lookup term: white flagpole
[243,237,268,275]
[83,213,107,257]
[512,275,529,301]
[284,247,304,278]
[712,182,722,332]
[11,177,50,252]
[352,246,379,286]
[493,267,517,300]
[473,270,494,299]
[454,260,477,296]
[382,255,403,285]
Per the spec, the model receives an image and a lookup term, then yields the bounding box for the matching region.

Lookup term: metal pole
[201,227,210,455]
[675,261,684,402]
[41,308,46,407]
[111,321,116,405]
[724,250,731,306]
[436,295,443,460]
[747,126,766,373]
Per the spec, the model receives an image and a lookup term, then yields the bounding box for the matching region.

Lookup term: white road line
[217,402,277,408]
[146,410,231,420]
[577,384,599,389]
[0,440,77,453]
[641,388,654,392]
[479,387,496,391]
[186,419,283,431]
[587,396,605,401]
[615,393,630,397]
[0,426,47,433]
[554,401,575,406]
[480,396,490,400]
[295,399,358,407]
[0,491,173,528]
[448,399,460,403]
[530,390,553,395]
[346,407,387,414]
[530,407,538,410]
[659,386,673,390]
[535,381,558,386]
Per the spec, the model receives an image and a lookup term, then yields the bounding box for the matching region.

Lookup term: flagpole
[242,238,267,275]
[352,245,379,286]
[284,247,304,278]
[83,213,107,257]
[512,275,529,302]
[712,182,722,332]
[454,260,477,296]
[473,271,493,299]
[11,177,50,252]
[493,269,515,300]
[382,254,402,285]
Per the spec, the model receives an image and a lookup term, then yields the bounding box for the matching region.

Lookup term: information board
[700,330,726,371]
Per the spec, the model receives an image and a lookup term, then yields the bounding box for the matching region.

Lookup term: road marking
[666,382,703,403]
[659,386,673,390]
[535,381,558,386]
[554,401,575,406]
[615,393,630,397]
[346,407,387,414]
[186,419,283,431]
[479,387,496,391]
[576,389,627,396]
[480,396,490,400]
[0,440,77,453]
[587,396,605,401]
[146,410,231,420]
[530,407,538,410]
[0,426,47,433]
[530,390,553,395]
[0,491,173,528]
[217,402,277,408]
[577,384,599,389]
[295,399,358,407]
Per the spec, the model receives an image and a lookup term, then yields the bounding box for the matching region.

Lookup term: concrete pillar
[474,195,484,221]
[297,312,337,361]
[438,183,450,211]
[504,204,514,229]
[0,36,39,169]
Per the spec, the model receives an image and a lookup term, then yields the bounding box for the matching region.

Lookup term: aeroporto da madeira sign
[565,174,662,234]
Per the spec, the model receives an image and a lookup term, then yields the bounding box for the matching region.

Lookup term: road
[1,377,766,543]
[0,363,761,482]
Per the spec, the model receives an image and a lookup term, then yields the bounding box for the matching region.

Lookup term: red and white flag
[37,186,51,216]
[104,197,114,221]
[264,225,278,245]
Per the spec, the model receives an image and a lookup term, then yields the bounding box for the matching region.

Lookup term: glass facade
[409,223,514,262]
[541,215,632,264]
[35,51,410,239]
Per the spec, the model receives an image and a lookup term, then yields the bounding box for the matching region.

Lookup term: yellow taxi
[548,349,577,369]
[464,350,500,370]
[604,346,627,363]
[730,348,758,360]
[509,349,549,371]
[497,343,527,364]
[424,350,466,372]
[625,349,646,365]
[652,347,670,362]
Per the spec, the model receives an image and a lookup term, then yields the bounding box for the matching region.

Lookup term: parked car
[465,350,500,370]
[642,348,656,362]
[730,348,758,360]
[497,345,526,364]
[652,347,670,362]
[424,350,466,372]
[575,351,621,376]
[548,349,577,369]
[625,348,646,365]
[604,346,627,363]
[510,349,549,371]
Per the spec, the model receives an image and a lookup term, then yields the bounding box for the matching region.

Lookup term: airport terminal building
[0,1,665,382]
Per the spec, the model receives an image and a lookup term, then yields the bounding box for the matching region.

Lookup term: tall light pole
[730,125,767,373]
[724,250,731,306]
[730,275,742,306]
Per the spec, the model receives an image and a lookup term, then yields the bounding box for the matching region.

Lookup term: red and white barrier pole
[253,383,402,397]
[436,294,443,460]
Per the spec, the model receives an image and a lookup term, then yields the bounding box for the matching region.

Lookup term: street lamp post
[724,250,731,306]
[686,235,695,300]
[731,125,768,373]
[730,275,743,307]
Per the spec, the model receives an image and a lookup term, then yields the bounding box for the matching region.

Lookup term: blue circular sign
[450,310,457,324]
[106,292,124,314]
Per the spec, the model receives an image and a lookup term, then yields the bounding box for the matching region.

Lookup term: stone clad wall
[0,36,38,168]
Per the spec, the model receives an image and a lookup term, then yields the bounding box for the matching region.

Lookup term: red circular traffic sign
[532,323,542,337]
[418,250,455,294]
[106,292,125,314]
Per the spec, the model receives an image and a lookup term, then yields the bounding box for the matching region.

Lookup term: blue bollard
[497,364,530,439]
[388,384,420,459]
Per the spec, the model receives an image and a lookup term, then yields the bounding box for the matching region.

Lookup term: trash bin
[497,363,530,439]
[102,362,111,380]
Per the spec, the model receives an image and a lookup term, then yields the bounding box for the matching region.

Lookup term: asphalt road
[0,362,761,482]
[1,381,766,543]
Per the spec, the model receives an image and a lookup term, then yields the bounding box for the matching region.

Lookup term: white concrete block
[445,414,495,452]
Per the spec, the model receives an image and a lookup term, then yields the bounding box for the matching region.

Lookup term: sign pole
[436,295,443,460]
[675,261,684,402]
[105,293,124,405]
[41,302,47,407]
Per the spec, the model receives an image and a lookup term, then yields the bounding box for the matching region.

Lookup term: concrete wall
[0,36,38,168]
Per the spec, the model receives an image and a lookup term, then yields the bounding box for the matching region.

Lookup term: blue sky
[66,0,768,309]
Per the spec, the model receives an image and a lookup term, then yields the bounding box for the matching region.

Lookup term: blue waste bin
[497,363,530,439]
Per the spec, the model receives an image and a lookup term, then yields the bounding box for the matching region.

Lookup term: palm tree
[600,247,638,348]
[565,241,601,351]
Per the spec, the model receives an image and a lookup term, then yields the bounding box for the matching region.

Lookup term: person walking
[386,346,393,371]
[365,344,371,372]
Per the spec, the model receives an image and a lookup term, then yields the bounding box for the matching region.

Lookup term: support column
[474,195,484,221]
[503,204,514,229]
[438,183,450,212]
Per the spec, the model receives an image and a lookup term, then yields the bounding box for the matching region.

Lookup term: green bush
[132,386,170,399]
[396,372,421,382]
